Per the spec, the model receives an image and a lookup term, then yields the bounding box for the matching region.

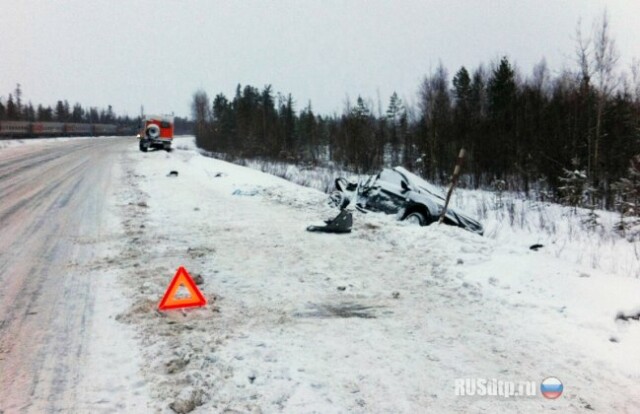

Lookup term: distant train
[0,120,135,138]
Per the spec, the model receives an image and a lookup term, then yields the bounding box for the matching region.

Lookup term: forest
[0,84,194,134]
[192,16,640,213]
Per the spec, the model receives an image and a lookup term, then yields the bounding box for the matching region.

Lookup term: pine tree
[299,103,317,162]
[6,94,17,120]
[212,93,233,152]
[386,92,405,165]
[279,93,296,157]
[582,185,602,231]
[343,97,377,172]
[24,102,36,121]
[106,105,115,123]
[468,67,488,186]
[14,83,23,119]
[72,103,84,122]
[87,107,99,123]
[558,158,588,212]
[612,155,640,236]
[192,90,211,150]
[55,100,68,121]
[488,57,518,177]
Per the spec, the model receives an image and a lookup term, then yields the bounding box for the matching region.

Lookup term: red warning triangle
[158,266,207,311]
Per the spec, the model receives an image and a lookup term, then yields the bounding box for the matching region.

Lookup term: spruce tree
[488,57,517,177]
[6,94,17,120]
[558,159,588,212]
[582,185,602,231]
[386,92,404,165]
[612,155,640,236]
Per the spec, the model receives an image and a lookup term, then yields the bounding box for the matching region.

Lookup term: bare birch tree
[592,10,619,185]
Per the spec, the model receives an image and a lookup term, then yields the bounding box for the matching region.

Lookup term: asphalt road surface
[0,138,131,412]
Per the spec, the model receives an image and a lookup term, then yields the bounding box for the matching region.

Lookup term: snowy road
[0,138,148,413]
[0,136,639,413]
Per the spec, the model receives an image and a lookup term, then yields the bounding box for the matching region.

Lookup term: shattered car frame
[330,167,484,235]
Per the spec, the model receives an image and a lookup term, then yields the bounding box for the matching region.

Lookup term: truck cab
[138,115,174,152]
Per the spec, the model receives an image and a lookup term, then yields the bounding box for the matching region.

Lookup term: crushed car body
[329,166,484,235]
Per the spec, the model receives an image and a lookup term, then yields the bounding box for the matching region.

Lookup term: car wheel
[405,211,426,226]
[139,141,148,152]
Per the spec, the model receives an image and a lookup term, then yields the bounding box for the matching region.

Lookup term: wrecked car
[329,167,484,235]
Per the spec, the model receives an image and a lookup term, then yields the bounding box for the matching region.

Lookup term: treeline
[193,17,640,209]
[0,84,128,124]
[193,86,410,173]
[0,84,194,134]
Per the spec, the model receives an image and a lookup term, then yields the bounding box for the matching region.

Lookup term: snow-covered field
[223,154,640,280]
[3,135,638,413]
[111,137,638,412]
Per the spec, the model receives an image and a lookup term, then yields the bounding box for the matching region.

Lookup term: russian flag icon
[540,377,563,399]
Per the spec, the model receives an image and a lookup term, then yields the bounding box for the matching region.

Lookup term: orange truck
[138,115,174,152]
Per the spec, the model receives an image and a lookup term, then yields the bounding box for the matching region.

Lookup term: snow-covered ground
[109,136,639,412]
[232,155,640,279]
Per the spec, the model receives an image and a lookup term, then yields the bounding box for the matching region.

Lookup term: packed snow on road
[1,136,639,413]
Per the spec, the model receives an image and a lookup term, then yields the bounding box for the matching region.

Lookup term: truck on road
[138,115,174,152]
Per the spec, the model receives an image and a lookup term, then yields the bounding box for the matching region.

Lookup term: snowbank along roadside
[112,137,639,413]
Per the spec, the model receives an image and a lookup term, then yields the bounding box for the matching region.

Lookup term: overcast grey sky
[2,0,639,118]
